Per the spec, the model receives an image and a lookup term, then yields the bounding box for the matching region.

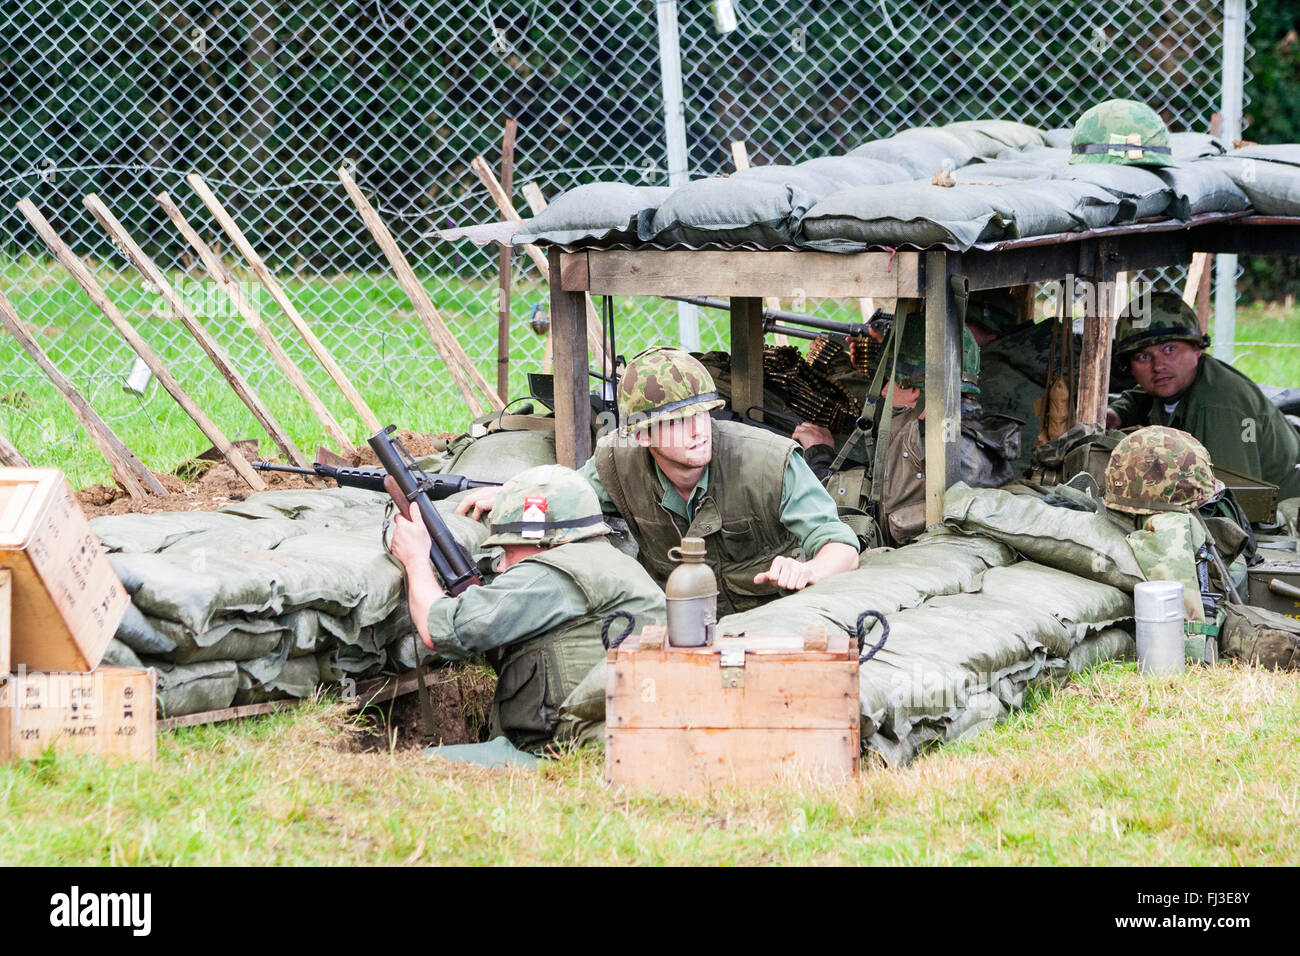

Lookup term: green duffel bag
[1220,603,1300,670]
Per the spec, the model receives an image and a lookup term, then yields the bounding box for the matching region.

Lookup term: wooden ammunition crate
[0,467,128,671]
[0,666,156,763]
[605,626,859,793]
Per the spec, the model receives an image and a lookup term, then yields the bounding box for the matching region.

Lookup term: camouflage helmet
[1069,99,1178,169]
[481,464,610,547]
[618,346,725,432]
[897,311,980,394]
[1113,291,1210,363]
[1103,426,1225,515]
[964,288,1022,338]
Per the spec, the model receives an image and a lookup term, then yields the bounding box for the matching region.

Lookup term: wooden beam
[0,426,30,467]
[18,198,268,492]
[186,173,383,433]
[1075,251,1118,428]
[579,250,922,298]
[924,252,961,527]
[729,297,765,418]
[0,288,160,499]
[497,119,518,402]
[337,166,500,415]
[84,193,312,470]
[549,247,592,468]
[156,191,356,454]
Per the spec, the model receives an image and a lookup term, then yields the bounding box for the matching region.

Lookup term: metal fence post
[1214,0,1247,364]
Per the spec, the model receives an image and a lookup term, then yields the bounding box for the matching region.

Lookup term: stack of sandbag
[1201,144,1300,216]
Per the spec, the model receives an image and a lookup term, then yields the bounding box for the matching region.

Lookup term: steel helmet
[1103,425,1225,515]
[617,346,725,432]
[481,464,611,547]
[1113,291,1210,364]
[1069,98,1178,168]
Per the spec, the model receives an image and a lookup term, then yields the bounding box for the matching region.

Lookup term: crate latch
[719,643,745,689]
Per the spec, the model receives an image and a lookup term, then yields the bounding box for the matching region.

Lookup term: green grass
[1,659,1296,865]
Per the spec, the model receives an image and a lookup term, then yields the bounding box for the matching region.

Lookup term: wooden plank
[0,289,158,499]
[521,181,547,214]
[729,297,765,417]
[549,247,592,468]
[0,425,31,467]
[496,119,518,402]
[338,167,499,416]
[84,193,312,470]
[924,251,961,527]
[0,568,10,675]
[160,698,302,730]
[470,156,608,368]
[1075,252,1118,428]
[581,250,921,298]
[186,174,383,433]
[17,199,268,492]
[156,191,357,454]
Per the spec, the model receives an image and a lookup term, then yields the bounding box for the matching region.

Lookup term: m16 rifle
[252,460,497,503]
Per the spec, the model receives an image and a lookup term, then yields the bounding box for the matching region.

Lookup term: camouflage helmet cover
[897,311,981,394]
[618,346,725,432]
[1069,98,1178,168]
[481,464,611,547]
[1103,425,1225,515]
[1113,291,1210,363]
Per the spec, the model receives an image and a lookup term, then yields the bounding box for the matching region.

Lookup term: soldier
[390,464,665,751]
[459,346,860,615]
[1104,292,1300,500]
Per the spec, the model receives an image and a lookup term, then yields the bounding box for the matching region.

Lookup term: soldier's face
[637,411,713,469]
[1129,340,1203,400]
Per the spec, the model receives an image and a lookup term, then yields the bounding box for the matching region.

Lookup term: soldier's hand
[390,512,434,571]
[792,422,835,450]
[455,485,501,520]
[754,555,814,591]
[1104,407,1121,430]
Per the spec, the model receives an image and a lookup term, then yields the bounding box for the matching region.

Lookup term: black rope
[855,610,890,664]
[601,610,636,650]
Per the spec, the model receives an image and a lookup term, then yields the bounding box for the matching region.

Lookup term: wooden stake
[497,118,518,402]
[156,191,356,454]
[17,198,267,491]
[470,155,606,368]
[84,193,311,470]
[336,167,500,415]
[186,174,382,433]
[0,425,31,467]
[0,289,159,499]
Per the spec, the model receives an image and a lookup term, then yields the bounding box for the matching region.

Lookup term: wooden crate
[606,626,859,793]
[0,467,128,671]
[0,666,156,763]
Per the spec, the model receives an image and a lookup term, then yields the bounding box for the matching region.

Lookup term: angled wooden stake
[470,155,607,370]
[186,174,382,433]
[156,191,356,454]
[84,193,311,470]
[0,424,31,467]
[337,166,500,415]
[17,198,267,491]
[0,288,159,499]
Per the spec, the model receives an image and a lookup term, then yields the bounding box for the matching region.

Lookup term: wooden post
[83,193,311,470]
[156,191,356,454]
[549,248,591,468]
[497,119,518,401]
[1075,250,1118,429]
[729,297,765,418]
[18,199,267,491]
[0,289,161,499]
[337,166,500,415]
[186,173,383,433]
[0,427,30,467]
[470,155,606,367]
[924,252,961,527]
[1183,251,1212,332]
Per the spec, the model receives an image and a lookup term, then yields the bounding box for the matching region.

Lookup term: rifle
[251,460,498,502]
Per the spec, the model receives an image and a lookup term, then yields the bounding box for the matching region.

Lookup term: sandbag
[101,639,144,669]
[1169,132,1228,162]
[1051,164,1173,220]
[737,156,910,192]
[1066,626,1136,674]
[114,601,178,656]
[1041,128,1074,149]
[512,183,675,246]
[946,119,1044,150]
[1231,144,1300,167]
[234,653,321,705]
[848,133,968,178]
[899,127,985,164]
[1220,603,1300,670]
[442,428,557,483]
[977,561,1134,641]
[958,180,1121,238]
[800,182,1003,251]
[943,482,1147,590]
[153,660,239,716]
[994,144,1069,167]
[1154,162,1251,219]
[954,162,1053,182]
[1204,152,1300,215]
[648,177,814,247]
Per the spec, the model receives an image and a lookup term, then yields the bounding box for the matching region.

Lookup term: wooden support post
[470,156,606,368]
[1183,251,1212,331]
[186,174,383,433]
[1075,252,1118,429]
[549,247,591,468]
[497,118,518,402]
[337,167,500,415]
[18,198,267,491]
[156,191,356,455]
[924,252,962,527]
[0,289,161,499]
[729,297,765,418]
[84,193,311,470]
[0,426,31,467]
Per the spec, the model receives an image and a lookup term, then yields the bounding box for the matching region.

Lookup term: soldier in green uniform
[391,464,665,751]
[1105,292,1300,500]
[459,347,860,616]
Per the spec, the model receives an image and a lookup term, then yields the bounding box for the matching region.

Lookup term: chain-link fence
[0,0,1271,485]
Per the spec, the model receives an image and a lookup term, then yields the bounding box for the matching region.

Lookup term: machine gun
[252,460,498,502]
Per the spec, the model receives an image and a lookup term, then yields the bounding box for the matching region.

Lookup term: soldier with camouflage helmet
[459,346,861,615]
[1105,291,1300,500]
[391,464,664,751]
